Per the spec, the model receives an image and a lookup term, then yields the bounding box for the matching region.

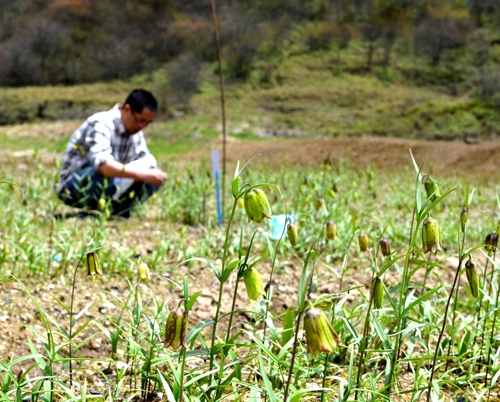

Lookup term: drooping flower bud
[244,188,272,223]
[423,175,440,202]
[485,232,499,253]
[460,207,468,233]
[379,238,391,257]
[371,277,384,309]
[237,197,244,209]
[129,190,135,200]
[97,198,106,211]
[465,257,479,298]
[138,262,151,283]
[422,217,442,254]
[243,268,265,300]
[326,221,338,241]
[358,232,370,252]
[86,252,102,276]
[164,306,188,349]
[287,223,299,246]
[315,197,325,211]
[303,305,339,356]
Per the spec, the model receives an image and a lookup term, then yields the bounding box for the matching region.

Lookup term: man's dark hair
[124,89,158,114]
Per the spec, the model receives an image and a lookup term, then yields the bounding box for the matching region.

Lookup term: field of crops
[1,132,500,402]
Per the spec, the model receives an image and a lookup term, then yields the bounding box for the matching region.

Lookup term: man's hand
[140,169,168,186]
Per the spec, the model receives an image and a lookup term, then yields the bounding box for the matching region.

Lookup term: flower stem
[68,253,85,387]
[179,347,187,402]
[284,311,303,402]
[208,200,237,379]
[426,257,464,402]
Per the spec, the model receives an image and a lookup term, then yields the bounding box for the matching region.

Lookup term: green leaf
[419,186,458,219]
[158,366,177,402]
[187,319,215,346]
[233,160,240,179]
[289,388,331,402]
[371,313,392,351]
[263,232,276,265]
[402,287,441,317]
[259,352,276,402]
[281,308,295,347]
[377,254,406,277]
[232,176,241,198]
[186,291,202,312]
[221,258,243,282]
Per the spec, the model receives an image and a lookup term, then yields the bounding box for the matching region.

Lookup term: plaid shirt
[56,104,156,193]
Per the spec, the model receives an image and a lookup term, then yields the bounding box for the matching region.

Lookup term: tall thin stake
[210,0,227,220]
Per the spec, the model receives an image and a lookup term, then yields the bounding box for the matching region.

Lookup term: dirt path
[213,136,500,178]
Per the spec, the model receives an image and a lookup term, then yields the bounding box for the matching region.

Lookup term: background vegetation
[1,0,500,140]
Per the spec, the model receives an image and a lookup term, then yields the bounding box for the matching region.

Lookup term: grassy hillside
[0,43,499,157]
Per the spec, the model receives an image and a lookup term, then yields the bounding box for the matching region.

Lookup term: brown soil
[217,136,500,177]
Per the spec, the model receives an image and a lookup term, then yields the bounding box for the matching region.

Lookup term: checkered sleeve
[86,122,115,170]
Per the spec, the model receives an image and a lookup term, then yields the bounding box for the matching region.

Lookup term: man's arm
[97,160,167,187]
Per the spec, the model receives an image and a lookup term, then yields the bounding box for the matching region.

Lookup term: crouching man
[56,88,167,218]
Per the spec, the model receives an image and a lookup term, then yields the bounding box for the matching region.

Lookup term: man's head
[121,89,158,134]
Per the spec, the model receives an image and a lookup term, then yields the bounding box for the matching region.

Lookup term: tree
[467,0,500,26]
[0,17,68,86]
[413,17,466,65]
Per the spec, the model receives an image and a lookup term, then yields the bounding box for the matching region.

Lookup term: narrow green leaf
[186,291,202,312]
[377,254,406,277]
[371,313,393,351]
[158,369,177,402]
[221,258,243,282]
[281,308,295,347]
[402,287,440,317]
[419,186,457,219]
[232,176,241,198]
[263,232,276,265]
[187,319,215,346]
[259,352,276,402]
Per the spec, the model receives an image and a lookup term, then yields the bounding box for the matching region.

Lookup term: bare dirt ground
[1,136,499,399]
[218,136,500,177]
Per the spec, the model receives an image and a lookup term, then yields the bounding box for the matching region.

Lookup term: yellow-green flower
[423,175,440,202]
[137,262,151,282]
[371,277,384,309]
[243,268,265,300]
[303,305,339,357]
[326,221,338,241]
[86,252,102,276]
[164,306,188,349]
[97,198,106,211]
[422,217,442,254]
[244,188,272,223]
[287,223,299,246]
[465,258,479,298]
[358,232,370,252]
